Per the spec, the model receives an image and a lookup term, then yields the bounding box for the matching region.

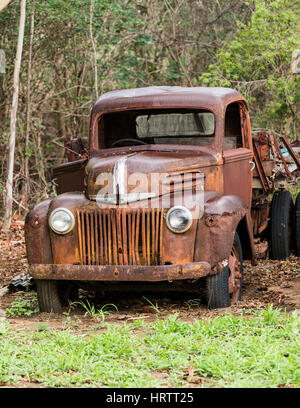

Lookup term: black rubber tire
[35,280,62,313]
[207,266,230,309]
[295,192,300,256]
[207,232,243,309]
[270,190,294,260]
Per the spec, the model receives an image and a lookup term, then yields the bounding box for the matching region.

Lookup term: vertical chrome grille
[76,208,164,266]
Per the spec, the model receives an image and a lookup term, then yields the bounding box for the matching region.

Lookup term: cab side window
[223,102,243,150]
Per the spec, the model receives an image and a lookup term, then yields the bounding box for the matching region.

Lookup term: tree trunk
[2,0,26,231]
[89,0,98,99]
[24,0,35,206]
[0,0,13,12]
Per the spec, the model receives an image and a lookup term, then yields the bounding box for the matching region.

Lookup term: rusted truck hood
[86,149,219,203]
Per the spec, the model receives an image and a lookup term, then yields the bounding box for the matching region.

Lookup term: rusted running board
[30,262,211,282]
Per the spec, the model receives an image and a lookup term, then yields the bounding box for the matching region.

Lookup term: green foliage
[287,183,300,199]
[1,0,297,213]
[200,0,300,136]
[5,294,39,317]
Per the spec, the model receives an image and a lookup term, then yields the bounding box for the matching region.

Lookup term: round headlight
[49,208,75,234]
[166,206,193,233]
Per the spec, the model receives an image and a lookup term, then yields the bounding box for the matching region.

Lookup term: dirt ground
[0,224,299,330]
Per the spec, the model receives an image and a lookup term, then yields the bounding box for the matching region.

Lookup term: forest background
[0,0,299,222]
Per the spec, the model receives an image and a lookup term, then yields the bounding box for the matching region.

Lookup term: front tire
[207,266,230,309]
[35,280,62,313]
[207,232,243,309]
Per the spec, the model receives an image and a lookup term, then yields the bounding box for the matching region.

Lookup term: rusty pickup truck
[25,86,300,312]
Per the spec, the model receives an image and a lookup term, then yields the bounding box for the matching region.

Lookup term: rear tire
[270,190,294,260]
[35,280,62,313]
[207,232,243,309]
[294,192,300,256]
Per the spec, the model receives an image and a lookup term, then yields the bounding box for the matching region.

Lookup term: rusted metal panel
[29,261,211,282]
[251,203,270,236]
[163,217,199,265]
[223,148,253,209]
[25,199,53,265]
[252,131,270,161]
[48,193,89,265]
[90,86,244,118]
[252,142,273,193]
[271,133,293,179]
[252,160,275,178]
[86,149,221,201]
[52,159,87,195]
[193,192,258,267]
[76,207,164,266]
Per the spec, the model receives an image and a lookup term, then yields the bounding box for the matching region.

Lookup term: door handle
[249,161,255,171]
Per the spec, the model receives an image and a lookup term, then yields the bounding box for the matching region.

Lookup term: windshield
[136,112,214,138]
[98,109,215,148]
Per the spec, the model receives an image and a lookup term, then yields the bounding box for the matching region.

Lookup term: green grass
[0,306,299,388]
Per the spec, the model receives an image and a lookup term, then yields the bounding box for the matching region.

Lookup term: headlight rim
[166,205,193,234]
[48,207,75,235]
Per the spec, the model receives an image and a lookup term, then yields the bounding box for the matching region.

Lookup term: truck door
[222,101,253,209]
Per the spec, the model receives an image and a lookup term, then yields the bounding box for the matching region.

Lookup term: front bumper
[29,262,211,282]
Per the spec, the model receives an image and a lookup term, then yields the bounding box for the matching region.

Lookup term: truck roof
[91,86,245,115]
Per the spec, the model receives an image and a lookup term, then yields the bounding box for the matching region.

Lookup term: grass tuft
[70,300,118,322]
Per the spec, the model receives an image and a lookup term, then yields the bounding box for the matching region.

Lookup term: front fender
[25,193,89,265]
[194,193,249,269]
[25,199,53,265]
